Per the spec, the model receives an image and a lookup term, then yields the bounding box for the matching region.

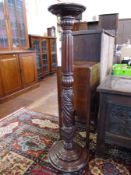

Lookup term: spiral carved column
[48,3,88,172]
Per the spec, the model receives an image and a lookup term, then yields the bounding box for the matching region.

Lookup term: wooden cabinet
[117,18,131,44]
[96,75,131,156]
[98,13,119,48]
[98,13,119,31]
[0,1,38,102]
[19,53,37,87]
[29,35,57,79]
[0,54,21,95]
[87,21,98,30]
[0,0,29,50]
[0,51,38,102]
[73,22,88,31]
[73,30,114,82]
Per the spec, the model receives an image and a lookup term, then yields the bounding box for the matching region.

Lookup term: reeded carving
[62,34,73,73]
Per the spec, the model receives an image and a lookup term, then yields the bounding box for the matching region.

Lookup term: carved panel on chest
[106,103,131,137]
[96,75,131,156]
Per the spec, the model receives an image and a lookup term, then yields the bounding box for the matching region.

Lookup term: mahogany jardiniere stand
[48,3,88,172]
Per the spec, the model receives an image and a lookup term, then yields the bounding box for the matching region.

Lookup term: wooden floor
[0,74,58,119]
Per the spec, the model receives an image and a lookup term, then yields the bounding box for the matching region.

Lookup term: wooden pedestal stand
[48,3,88,172]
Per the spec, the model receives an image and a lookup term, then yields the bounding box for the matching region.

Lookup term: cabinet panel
[6,0,19,48]
[50,38,57,72]
[1,0,29,50]
[29,35,57,79]
[19,53,37,86]
[30,37,43,79]
[0,1,9,49]
[41,39,50,75]
[0,54,21,94]
[16,0,28,48]
[0,74,4,97]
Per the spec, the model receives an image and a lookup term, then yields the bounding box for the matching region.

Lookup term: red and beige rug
[0,108,130,175]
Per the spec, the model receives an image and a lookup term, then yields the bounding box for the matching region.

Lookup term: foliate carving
[62,75,74,86]
[62,88,74,126]
[107,104,131,137]
[61,16,74,30]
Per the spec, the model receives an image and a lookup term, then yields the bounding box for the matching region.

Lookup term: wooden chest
[96,75,131,156]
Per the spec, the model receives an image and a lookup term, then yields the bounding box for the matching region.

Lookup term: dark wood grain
[0,52,38,103]
[0,54,22,94]
[73,22,88,31]
[73,30,112,62]
[48,3,88,172]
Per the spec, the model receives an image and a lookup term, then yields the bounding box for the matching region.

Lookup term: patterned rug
[0,108,130,175]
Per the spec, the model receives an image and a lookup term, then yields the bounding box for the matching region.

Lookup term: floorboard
[0,75,58,119]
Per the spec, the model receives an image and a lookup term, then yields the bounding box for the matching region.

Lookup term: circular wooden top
[48,3,86,17]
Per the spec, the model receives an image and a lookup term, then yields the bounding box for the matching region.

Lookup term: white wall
[25,0,58,35]
[25,0,131,34]
[82,0,131,21]
[54,0,131,21]
[25,0,62,65]
[25,0,131,66]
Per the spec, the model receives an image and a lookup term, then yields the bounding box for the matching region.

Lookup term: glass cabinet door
[16,0,27,47]
[5,0,28,49]
[6,0,19,48]
[32,39,40,53]
[41,39,49,73]
[50,39,57,69]
[0,1,9,49]
[32,39,43,78]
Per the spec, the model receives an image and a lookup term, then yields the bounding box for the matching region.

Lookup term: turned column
[48,3,88,172]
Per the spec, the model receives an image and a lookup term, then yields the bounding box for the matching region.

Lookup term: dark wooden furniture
[74,62,100,125]
[0,0,29,50]
[48,3,88,172]
[87,21,98,30]
[99,13,119,31]
[0,50,38,103]
[73,30,114,82]
[98,13,119,48]
[73,22,88,31]
[0,0,39,102]
[73,30,114,62]
[96,75,131,156]
[29,35,57,79]
[57,61,100,128]
[117,18,131,44]
[86,18,131,45]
